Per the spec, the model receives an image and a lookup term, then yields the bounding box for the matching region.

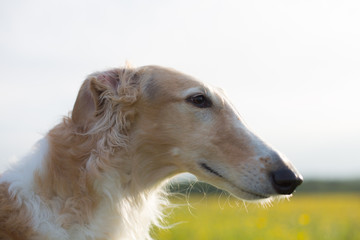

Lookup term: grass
[152,193,360,240]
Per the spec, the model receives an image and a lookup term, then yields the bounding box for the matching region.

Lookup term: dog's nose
[271,169,303,194]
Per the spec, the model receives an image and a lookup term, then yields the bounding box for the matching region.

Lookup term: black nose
[271,169,303,194]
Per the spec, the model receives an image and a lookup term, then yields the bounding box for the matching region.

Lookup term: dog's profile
[0,65,302,239]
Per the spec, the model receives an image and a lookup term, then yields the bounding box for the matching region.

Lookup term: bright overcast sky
[0,0,359,179]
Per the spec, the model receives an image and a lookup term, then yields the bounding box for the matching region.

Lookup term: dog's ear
[72,68,140,131]
[71,70,120,129]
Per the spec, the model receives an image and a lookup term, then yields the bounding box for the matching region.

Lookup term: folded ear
[71,69,122,129]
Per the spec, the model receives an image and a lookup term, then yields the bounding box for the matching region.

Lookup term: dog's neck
[4,119,170,239]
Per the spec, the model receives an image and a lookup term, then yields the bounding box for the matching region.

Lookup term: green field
[152,193,360,240]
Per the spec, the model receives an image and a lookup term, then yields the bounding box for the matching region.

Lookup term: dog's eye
[186,94,212,108]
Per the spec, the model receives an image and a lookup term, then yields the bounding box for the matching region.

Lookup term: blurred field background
[152,181,360,240]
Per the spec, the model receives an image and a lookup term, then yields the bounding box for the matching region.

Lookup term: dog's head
[71,65,302,201]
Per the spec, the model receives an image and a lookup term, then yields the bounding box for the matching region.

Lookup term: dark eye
[186,94,212,108]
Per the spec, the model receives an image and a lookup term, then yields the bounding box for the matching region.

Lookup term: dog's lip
[198,161,270,200]
[199,162,223,178]
[235,187,270,199]
[225,179,270,199]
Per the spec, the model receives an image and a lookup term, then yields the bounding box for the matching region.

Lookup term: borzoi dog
[0,65,302,239]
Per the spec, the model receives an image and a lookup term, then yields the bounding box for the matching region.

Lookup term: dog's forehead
[139,65,228,107]
[147,66,200,85]
[140,66,208,97]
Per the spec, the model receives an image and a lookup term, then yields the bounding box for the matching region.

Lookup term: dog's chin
[228,186,293,204]
[225,185,272,202]
[204,179,273,202]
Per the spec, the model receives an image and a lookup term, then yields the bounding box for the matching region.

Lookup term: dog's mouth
[198,162,270,200]
[200,163,223,178]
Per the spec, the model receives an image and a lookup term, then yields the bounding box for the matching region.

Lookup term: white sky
[0,0,359,179]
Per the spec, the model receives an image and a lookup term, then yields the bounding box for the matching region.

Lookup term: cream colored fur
[0,65,302,239]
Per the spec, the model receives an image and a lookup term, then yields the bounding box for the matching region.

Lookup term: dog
[0,65,303,239]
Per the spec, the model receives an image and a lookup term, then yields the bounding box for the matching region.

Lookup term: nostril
[271,169,303,195]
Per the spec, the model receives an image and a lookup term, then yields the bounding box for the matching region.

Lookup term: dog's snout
[271,169,303,195]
